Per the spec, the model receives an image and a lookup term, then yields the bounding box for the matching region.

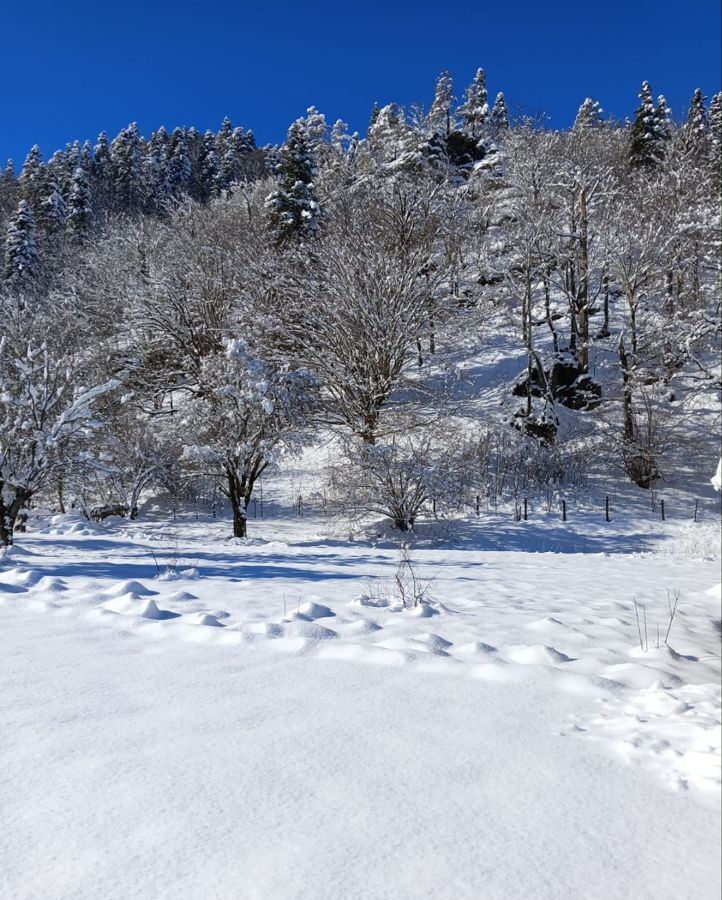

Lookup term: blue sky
[1,0,720,166]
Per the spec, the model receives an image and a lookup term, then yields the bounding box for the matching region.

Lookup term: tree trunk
[226,468,248,539]
[0,487,31,548]
[576,188,590,371]
[619,336,635,444]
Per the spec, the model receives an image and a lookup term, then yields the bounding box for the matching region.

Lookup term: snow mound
[183,612,224,627]
[35,576,68,593]
[0,567,43,588]
[298,601,335,619]
[281,621,338,641]
[164,590,199,602]
[245,622,285,638]
[505,644,576,666]
[102,580,157,598]
[408,601,438,618]
[337,620,383,635]
[102,594,174,620]
[455,641,497,656]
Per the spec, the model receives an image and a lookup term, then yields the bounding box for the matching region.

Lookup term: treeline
[0,71,720,544]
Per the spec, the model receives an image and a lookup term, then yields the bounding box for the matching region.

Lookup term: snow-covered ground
[1,503,720,899]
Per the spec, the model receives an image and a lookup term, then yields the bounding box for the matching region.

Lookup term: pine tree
[38,179,67,232]
[67,167,93,240]
[490,93,509,134]
[143,127,171,212]
[655,95,673,144]
[573,97,603,130]
[367,103,412,162]
[683,88,708,157]
[331,119,350,152]
[301,107,328,149]
[368,101,381,132]
[459,68,489,138]
[428,70,454,136]
[199,130,220,200]
[629,81,665,169]
[168,128,192,196]
[110,123,143,210]
[19,145,46,206]
[80,141,93,171]
[92,132,112,181]
[265,119,321,246]
[4,200,38,287]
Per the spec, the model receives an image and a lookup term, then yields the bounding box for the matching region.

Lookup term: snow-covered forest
[1,72,720,541]
[1,70,721,900]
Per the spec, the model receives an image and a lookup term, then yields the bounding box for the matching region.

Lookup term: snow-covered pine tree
[490,93,510,134]
[19,145,46,207]
[67,167,93,240]
[687,88,707,133]
[38,179,67,232]
[459,68,489,138]
[428,70,455,136]
[655,95,673,145]
[368,101,381,132]
[573,97,603,130]
[629,81,665,168]
[168,128,192,197]
[199,130,221,200]
[143,127,171,213]
[110,123,143,211]
[681,88,709,160]
[92,132,112,180]
[330,119,350,153]
[301,107,328,149]
[3,200,38,287]
[265,119,321,246]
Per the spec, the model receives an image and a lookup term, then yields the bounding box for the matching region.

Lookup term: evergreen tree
[19,145,46,206]
[428,70,454,136]
[38,179,67,232]
[67,167,93,240]
[573,97,603,130]
[92,132,112,181]
[683,88,708,157]
[367,103,412,162]
[265,119,321,246]
[331,119,350,152]
[110,123,143,210]
[3,200,38,287]
[490,93,510,134]
[655,95,673,144]
[301,107,328,149]
[143,127,171,212]
[459,68,489,138]
[199,130,220,201]
[80,141,93,171]
[629,81,665,168]
[368,101,381,132]
[168,128,192,196]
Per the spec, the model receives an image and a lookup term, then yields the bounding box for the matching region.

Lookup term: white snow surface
[1,509,720,899]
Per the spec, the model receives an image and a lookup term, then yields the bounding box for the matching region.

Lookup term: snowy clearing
[1,509,720,900]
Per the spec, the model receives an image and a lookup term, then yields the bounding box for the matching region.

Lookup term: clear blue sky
[1,0,720,166]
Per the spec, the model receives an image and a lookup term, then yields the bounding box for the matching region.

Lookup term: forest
[1,70,720,545]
